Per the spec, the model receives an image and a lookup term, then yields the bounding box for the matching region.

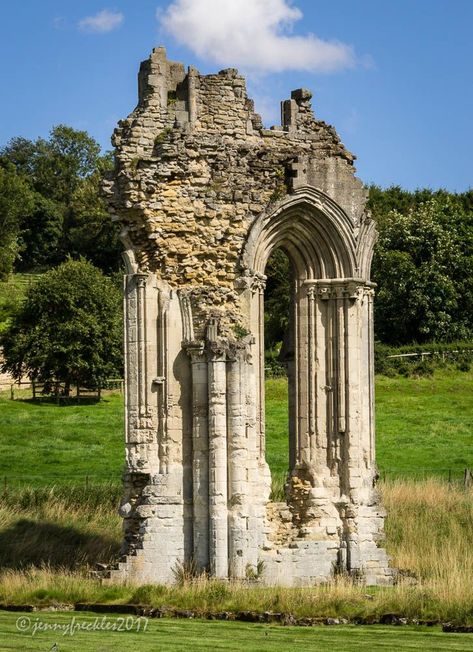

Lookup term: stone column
[227,343,249,578]
[123,272,159,470]
[187,342,209,571]
[207,335,228,578]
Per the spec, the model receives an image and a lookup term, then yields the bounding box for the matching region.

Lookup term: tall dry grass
[0,480,472,623]
[0,485,121,569]
[381,479,473,621]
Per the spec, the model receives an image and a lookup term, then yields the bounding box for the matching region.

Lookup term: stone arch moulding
[242,187,359,279]
[104,46,394,588]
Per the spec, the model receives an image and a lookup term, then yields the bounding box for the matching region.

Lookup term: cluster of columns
[117,264,387,584]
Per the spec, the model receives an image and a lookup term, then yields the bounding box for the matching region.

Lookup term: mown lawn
[1,612,472,652]
[0,369,471,485]
[0,392,124,486]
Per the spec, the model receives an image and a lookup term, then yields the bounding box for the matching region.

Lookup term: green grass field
[0,368,471,485]
[1,612,472,652]
[265,369,473,481]
[0,393,124,486]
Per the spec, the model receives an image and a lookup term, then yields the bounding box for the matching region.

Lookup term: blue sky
[1,0,472,191]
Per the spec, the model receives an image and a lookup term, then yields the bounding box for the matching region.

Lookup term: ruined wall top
[106,47,375,337]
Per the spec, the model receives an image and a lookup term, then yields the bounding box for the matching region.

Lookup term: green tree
[371,196,473,344]
[0,161,35,279]
[67,153,122,272]
[1,259,123,394]
[1,126,121,273]
[16,194,64,270]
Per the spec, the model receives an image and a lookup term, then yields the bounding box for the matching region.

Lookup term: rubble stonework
[104,46,393,586]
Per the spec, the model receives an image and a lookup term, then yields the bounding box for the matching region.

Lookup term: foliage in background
[374,341,473,376]
[369,187,473,344]
[0,161,35,279]
[0,126,121,275]
[0,259,123,394]
[264,248,291,352]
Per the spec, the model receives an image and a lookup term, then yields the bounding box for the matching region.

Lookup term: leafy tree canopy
[371,191,473,344]
[0,127,121,274]
[0,160,35,279]
[0,258,123,393]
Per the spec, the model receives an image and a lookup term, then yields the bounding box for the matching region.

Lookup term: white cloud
[52,16,67,30]
[159,0,355,73]
[78,9,124,34]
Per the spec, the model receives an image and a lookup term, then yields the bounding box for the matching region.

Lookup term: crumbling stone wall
[104,47,393,586]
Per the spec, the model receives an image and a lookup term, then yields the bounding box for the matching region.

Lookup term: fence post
[3,476,7,492]
[448,469,452,484]
[464,468,473,490]
[10,384,13,401]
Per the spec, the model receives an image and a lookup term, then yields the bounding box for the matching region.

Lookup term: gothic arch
[242,188,359,280]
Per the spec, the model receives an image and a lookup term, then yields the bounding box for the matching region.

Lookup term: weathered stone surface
[105,46,392,587]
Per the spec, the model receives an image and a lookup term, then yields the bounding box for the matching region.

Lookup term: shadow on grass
[13,397,104,407]
[0,519,120,569]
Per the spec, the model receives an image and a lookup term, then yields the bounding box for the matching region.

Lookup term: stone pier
[104,46,393,586]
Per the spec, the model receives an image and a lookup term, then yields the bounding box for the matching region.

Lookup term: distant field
[267,369,472,482]
[0,368,471,486]
[0,392,123,486]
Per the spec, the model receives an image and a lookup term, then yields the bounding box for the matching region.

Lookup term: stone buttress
[103,46,394,586]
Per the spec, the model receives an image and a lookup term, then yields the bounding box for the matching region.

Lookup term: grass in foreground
[0,480,472,625]
[1,613,472,652]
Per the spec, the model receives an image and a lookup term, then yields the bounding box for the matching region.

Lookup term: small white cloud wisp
[78,9,124,34]
[159,0,355,73]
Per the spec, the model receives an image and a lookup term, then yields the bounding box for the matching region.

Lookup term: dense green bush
[370,188,473,344]
[0,259,123,393]
[374,341,473,376]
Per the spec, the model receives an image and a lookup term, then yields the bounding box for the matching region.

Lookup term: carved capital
[183,340,206,362]
[305,278,370,302]
[235,268,267,293]
[134,273,148,289]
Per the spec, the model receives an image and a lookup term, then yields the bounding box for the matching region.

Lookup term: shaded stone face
[105,46,393,587]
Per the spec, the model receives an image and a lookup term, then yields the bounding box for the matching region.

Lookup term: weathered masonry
[105,47,393,586]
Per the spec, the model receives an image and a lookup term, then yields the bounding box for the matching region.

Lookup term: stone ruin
[104,46,393,586]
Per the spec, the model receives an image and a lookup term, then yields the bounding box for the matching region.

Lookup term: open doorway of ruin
[264,248,292,500]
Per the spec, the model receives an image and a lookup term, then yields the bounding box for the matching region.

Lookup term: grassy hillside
[0,368,471,485]
[267,369,472,481]
[0,273,41,333]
